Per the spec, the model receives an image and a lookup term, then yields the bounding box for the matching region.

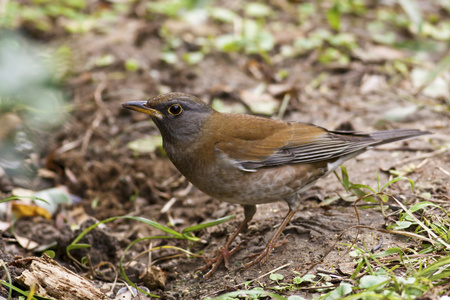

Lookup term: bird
[122,92,429,278]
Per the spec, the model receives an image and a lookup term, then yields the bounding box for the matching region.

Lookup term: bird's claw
[241,237,289,270]
[197,241,245,279]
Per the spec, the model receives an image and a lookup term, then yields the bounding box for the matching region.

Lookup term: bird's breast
[164,141,329,205]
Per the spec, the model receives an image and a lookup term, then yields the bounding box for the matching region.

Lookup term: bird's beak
[121,101,163,119]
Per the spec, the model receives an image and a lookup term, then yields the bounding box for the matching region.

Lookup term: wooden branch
[15,254,108,300]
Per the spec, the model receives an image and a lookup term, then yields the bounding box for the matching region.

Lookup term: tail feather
[320,129,430,176]
[241,128,430,170]
[331,129,430,146]
[367,129,431,146]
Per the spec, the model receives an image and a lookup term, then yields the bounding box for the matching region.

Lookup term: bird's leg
[242,208,297,270]
[198,205,256,279]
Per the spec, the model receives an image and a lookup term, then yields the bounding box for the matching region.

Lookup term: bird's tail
[367,129,431,146]
[320,128,430,176]
[330,129,430,146]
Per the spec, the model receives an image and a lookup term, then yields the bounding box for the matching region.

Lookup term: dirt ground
[1,2,449,299]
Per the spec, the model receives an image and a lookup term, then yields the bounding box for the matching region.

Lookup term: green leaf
[367,21,396,44]
[417,256,450,280]
[208,7,237,23]
[242,19,259,41]
[161,51,178,64]
[293,276,303,284]
[327,33,357,49]
[214,34,240,52]
[254,30,274,52]
[182,215,235,233]
[321,195,341,206]
[67,243,91,252]
[43,250,55,258]
[128,216,183,238]
[182,52,204,65]
[244,2,272,18]
[319,47,349,64]
[417,53,450,92]
[298,3,316,22]
[381,176,414,192]
[373,247,404,258]
[34,187,72,215]
[325,282,353,300]
[0,260,12,300]
[409,201,438,213]
[209,288,288,300]
[294,37,323,53]
[302,274,316,282]
[419,192,431,200]
[1,280,53,300]
[147,1,184,16]
[426,54,450,82]
[398,0,423,33]
[69,216,184,249]
[65,0,87,9]
[326,3,341,31]
[124,58,139,71]
[340,166,350,190]
[376,171,380,192]
[0,196,50,205]
[395,276,416,285]
[270,273,284,281]
[348,184,376,193]
[127,136,162,153]
[94,54,115,67]
[393,221,413,230]
[359,275,389,289]
[411,66,450,98]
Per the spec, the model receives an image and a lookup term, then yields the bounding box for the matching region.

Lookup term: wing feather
[212,114,427,172]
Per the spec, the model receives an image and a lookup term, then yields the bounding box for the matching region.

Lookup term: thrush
[122,92,429,278]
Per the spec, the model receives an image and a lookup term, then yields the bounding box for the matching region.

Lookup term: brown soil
[1,2,449,299]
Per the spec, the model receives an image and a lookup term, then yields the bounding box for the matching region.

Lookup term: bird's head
[122,92,215,144]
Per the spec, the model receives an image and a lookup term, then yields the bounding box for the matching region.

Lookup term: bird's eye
[168,104,183,115]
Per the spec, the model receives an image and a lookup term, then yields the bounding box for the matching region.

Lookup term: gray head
[122,92,215,144]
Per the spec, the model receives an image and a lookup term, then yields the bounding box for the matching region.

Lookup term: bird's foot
[242,237,289,270]
[197,242,244,279]
[242,245,273,270]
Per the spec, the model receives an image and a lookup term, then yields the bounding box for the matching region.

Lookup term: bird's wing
[213,112,428,172]
[215,121,379,172]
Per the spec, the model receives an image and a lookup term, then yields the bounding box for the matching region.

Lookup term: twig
[394,148,448,166]
[81,112,104,154]
[160,198,177,214]
[81,78,107,154]
[277,93,291,120]
[438,167,450,177]
[55,138,83,155]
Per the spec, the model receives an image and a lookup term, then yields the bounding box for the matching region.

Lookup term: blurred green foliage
[0,33,69,186]
[0,33,67,127]
[146,0,449,67]
[1,0,449,68]
[0,0,123,34]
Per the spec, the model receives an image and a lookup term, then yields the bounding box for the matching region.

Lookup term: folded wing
[215,120,428,172]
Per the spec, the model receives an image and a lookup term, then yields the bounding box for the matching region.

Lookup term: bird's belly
[187,163,328,205]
